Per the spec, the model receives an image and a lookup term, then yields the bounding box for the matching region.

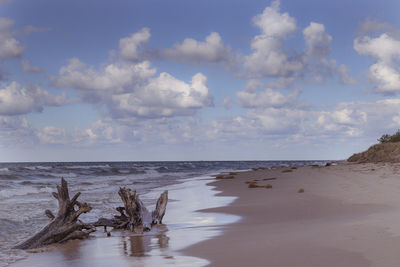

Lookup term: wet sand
[9,176,239,267]
[184,162,400,267]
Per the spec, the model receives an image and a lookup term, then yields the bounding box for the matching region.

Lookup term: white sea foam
[0,168,9,172]
[47,172,77,178]
[23,166,52,171]
[36,166,52,170]
[23,166,36,170]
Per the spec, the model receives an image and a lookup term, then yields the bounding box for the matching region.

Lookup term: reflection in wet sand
[121,225,169,257]
[57,240,83,261]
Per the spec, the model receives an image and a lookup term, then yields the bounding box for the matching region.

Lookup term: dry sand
[184,162,400,267]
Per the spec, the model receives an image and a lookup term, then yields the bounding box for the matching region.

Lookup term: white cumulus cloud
[119,27,151,61]
[244,0,304,78]
[354,30,400,94]
[164,32,236,67]
[110,72,212,118]
[53,28,214,119]
[0,82,68,116]
[303,22,332,58]
[54,58,156,94]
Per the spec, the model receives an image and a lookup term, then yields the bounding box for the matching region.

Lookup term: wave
[0,168,9,172]
[177,162,196,169]
[65,164,110,169]
[109,167,147,175]
[22,166,52,171]
[156,166,169,172]
[42,172,78,178]
[0,186,53,199]
[23,166,36,170]
[19,181,52,186]
[0,174,19,180]
[116,169,130,174]
[36,166,52,170]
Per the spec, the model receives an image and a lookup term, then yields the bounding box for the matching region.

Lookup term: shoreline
[11,161,397,267]
[184,162,400,266]
[8,174,239,267]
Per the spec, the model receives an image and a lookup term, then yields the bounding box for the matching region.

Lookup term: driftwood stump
[94,188,168,233]
[14,178,96,249]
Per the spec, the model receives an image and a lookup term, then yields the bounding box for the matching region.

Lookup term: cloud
[32,117,200,147]
[303,22,355,84]
[316,108,367,136]
[21,60,44,73]
[354,33,400,62]
[119,27,150,61]
[314,99,400,139]
[37,126,95,145]
[237,85,300,108]
[244,0,304,78]
[354,32,400,94]
[151,2,353,88]
[357,18,393,36]
[337,64,356,85]
[109,72,213,118]
[0,81,68,115]
[0,18,24,60]
[303,22,332,58]
[19,25,51,35]
[253,0,296,38]
[221,95,233,109]
[53,29,213,119]
[0,116,38,147]
[164,32,236,67]
[208,107,307,141]
[54,58,156,95]
[8,96,400,151]
[240,2,354,86]
[205,95,400,145]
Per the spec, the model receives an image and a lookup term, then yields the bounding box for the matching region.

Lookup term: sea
[0,160,328,267]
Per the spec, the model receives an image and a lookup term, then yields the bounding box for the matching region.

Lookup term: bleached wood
[14,178,95,249]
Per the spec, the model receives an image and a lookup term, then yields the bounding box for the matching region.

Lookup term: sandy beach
[10,161,400,266]
[185,162,400,267]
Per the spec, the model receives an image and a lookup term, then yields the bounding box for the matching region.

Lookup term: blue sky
[1,0,400,162]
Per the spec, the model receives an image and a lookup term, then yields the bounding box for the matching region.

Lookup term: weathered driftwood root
[14,178,96,249]
[94,188,168,233]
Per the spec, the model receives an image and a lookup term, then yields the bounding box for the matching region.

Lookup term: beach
[7,161,400,266]
[185,162,400,266]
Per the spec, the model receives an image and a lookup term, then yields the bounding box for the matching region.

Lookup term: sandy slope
[184,162,400,267]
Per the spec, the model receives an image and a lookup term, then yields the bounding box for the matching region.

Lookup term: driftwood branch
[94,188,168,233]
[14,178,96,249]
[14,180,168,249]
[152,191,168,224]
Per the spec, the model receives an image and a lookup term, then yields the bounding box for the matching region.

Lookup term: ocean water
[0,161,328,266]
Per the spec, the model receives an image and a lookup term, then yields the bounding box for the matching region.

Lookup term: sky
[1,0,400,162]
